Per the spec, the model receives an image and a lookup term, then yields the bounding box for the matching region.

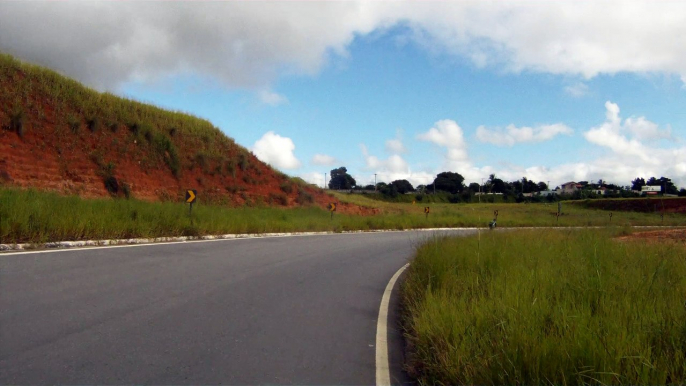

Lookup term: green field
[402,229,686,385]
[0,188,684,245]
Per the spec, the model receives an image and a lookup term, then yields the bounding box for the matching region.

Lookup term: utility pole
[324,173,327,189]
[433,176,436,195]
[480,177,485,203]
[374,173,377,191]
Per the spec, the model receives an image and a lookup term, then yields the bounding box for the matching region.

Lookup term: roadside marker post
[328,202,336,219]
[424,206,430,219]
[609,212,613,222]
[186,189,197,221]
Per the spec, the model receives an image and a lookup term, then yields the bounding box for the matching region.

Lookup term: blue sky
[1,2,685,188]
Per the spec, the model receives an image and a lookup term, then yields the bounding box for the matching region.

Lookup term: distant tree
[679,188,686,197]
[520,177,539,193]
[429,172,465,194]
[363,184,375,190]
[537,181,548,191]
[391,179,414,194]
[378,183,398,198]
[468,182,481,193]
[510,180,523,194]
[328,167,356,190]
[416,184,427,194]
[646,176,678,194]
[631,177,646,191]
[491,176,507,193]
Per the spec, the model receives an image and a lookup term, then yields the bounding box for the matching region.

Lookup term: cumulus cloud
[413,107,685,188]
[564,82,589,97]
[299,171,327,188]
[476,123,573,147]
[311,153,337,166]
[251,131,301,170]
[417,119,470,170]
[488,101,686,187]
[385,138,406,154]
[385,130,407,154]
[2,2,686,90]
[359,144,434,186]
[259,90,288,106]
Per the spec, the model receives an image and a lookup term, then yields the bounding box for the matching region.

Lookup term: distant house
[560,181,581,194]
[590,187,607,195]
[538,190,557,197]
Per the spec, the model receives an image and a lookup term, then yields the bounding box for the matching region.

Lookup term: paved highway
[0,230,474,384]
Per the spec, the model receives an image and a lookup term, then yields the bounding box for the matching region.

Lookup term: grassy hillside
[0,52,328,206]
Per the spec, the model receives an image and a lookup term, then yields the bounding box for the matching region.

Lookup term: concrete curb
[2,225,679,253]
[0,227,467,253]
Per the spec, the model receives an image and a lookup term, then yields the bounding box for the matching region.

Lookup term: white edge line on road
[376,262,410,386]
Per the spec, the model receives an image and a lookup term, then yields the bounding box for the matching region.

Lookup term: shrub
[269,192,288,206]
[280,182,294,194]
[296,188,314,205]
[238,153,249,171]
[68,115,80,134]
[8,107,25,138]
[86,117,99,133]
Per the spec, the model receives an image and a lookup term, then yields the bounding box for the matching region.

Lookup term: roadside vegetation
[0,187,683,245]
[402,229,686,385]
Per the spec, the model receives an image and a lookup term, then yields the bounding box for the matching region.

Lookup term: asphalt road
[0,229,474,385]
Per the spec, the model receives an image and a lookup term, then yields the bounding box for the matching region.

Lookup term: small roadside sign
[424,207,430,214]
[328,203,337,212]
[186,190,197,204]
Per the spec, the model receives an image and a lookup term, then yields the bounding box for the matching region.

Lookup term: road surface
[0,229,474,384]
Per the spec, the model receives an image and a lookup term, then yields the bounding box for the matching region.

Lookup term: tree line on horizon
[327,167,686,201]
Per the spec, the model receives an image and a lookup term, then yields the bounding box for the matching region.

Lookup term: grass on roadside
[0,188,684,244]
[402,229,686,385]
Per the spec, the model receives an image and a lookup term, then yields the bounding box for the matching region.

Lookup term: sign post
[186,189,197,222]
[328,202,336,219]
[424,206,430,219]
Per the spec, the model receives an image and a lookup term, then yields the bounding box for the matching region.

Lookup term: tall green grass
[0,188,684,244]
[333,192,685,228]
[402,229,686,385]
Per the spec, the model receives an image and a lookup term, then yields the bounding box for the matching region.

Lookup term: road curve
[0,229,474,385]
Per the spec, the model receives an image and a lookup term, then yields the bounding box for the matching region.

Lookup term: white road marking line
[376,262,410,386]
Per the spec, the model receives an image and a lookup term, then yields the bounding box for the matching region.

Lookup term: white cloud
[385,138,406,154]
[385,130,407,154]
[311,153,337,166]
[412,106,685,188]
[500,101,685,188]
[258,90,288,106]
[476,123,573,146]
[417,119,470,170]
[564,82,589,97]
[359,144,433,186]
[251,131,301,170]
[2,2,686,90]
[299,171,327,188]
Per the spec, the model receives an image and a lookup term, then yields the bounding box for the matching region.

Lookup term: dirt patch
[584,198,686,214]
[616,229,686,245]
